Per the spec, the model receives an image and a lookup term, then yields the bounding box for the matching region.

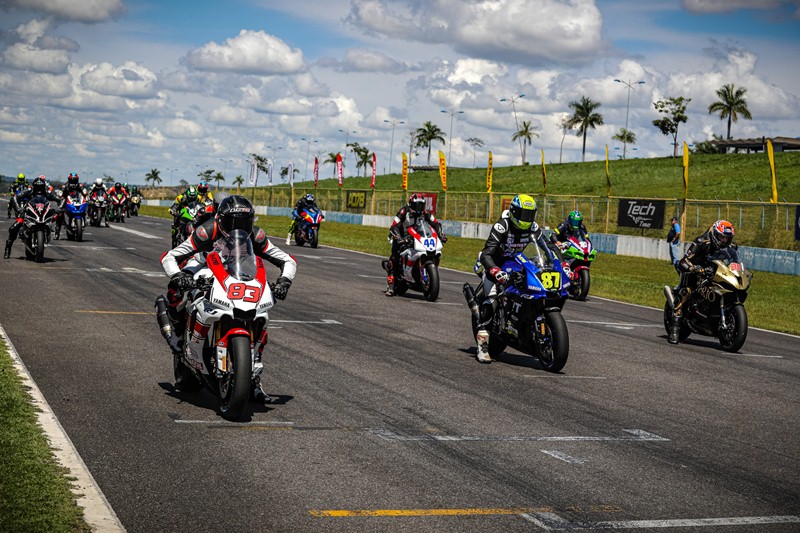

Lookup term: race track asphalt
[0,208,798,532]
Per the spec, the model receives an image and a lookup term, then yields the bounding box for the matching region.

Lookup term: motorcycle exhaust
[663,286,675,309]
[462,283,480,319]
[154,295,173,340]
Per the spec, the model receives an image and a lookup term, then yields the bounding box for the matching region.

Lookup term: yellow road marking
[77,310,153,315]
[309,507,553,517]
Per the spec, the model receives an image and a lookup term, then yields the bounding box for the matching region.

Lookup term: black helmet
[304,193,315,203]
[408,193,425,215]
[216,195,254,235]
[31,177,47,195]
[198,181,209,195]
[67,172,79,186]
[114,182,122,190]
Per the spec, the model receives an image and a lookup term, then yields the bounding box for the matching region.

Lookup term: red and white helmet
[710,220,734,248]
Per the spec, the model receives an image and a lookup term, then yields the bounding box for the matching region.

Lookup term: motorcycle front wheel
[576,269,590,301]
[309,228,318,248]
[34,229,45,263]
[535,311,569,373]
[422,262,440,302]
[75,220,83,242]
[218,334,252,421]
[718,304,748,353]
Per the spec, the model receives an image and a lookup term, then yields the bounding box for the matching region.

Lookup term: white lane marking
[86,266,165,277]
[541,450,586,464]
[50,245,136,250]
[567,320,661,328]
[0,324,125,532]
[174,419,295,426]
[293,254,347,260]
[522,511,800,530]
[524,375,606,379]
[358,273,463,286]
[269,318,341,325]
[108,224,163,239]
[370,428,668,443]
[738,354,783,359]
[409,301,462,306]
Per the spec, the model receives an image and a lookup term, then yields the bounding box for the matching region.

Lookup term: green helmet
[568,210,583,230]
[509,194,537,230]
[185,186,198,202]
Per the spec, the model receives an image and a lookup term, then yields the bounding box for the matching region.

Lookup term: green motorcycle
[557,232,597,301]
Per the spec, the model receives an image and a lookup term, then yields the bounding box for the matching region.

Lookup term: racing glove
[490,267,509,284]
[169,271,194,291]
[272,276,292,300]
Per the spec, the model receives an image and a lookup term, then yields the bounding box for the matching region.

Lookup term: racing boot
[385,274,395,296]
[668,316,681,345]
[476,329,491,363]
[251,374,273,404]
[3,239,12,259]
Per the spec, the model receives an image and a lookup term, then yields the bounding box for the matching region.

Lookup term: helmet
[94,178,103,187]
[67,173,79,186]
[16,173,25,182]
[304,193,315,204]
[31,177,47,195]
[509,194,537,230]
[186,186,198,202]
[567,210,583,230]
[114,182,122,190]
[216,195,254,236]
[408,194,426,215]
[198,180,209,194]
[123,182,128,190]
[710,220,734,248]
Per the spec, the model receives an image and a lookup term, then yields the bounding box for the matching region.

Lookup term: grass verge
[0,333,90,532]
[141,206,799,336]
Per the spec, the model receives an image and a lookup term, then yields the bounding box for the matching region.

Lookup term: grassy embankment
[0,335,90,532]
[141,206,799,335]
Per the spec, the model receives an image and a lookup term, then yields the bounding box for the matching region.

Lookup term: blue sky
[0,0,798,185]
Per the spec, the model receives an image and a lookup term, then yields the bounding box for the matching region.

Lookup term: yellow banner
[438,150,447,191]
[486,151,493,192]
[541,149,547,195]
[401,152,408,191]
[605,144,611,196]
[682,142,689,198]
[767,139,778,203]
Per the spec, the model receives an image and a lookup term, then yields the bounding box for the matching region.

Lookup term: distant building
[710,136,800,154]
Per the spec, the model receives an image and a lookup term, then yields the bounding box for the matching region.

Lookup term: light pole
[338,129,357,170]
[500,94,525,164]
[383,119,405,174]
[301,137,318,182]
[440,109,463,166]
[613,79,645,159]
[166,167,176,187]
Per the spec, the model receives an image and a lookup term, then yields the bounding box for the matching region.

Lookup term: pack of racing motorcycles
[5,173,753,420]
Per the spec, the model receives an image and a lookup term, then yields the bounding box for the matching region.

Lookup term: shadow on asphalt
[159,382,294,421]
[457,347,558,372]
[656,334,743,354]
[6,255,69,264]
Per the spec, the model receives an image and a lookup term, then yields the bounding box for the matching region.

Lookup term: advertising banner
[346,190,367,210]
[267,160,273,185]
[248,158,258,186]
[486,151,493,193]
[401,152,408,191]
[287,162,294,186]
[541,149,547,195]
[336,153,343,187]
[438,150,447,191]
[313,156,319,188]
[371,152,376,189]
[618,199,666,229]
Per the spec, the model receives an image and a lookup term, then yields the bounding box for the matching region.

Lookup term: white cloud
[163,118,204,138]
[2,43,70,73]
[0,106,32,124]
[183,30,305,75]
[293,71,329,97]
[0,70,71,98]
[0,129,28,142]
[335,48,410,73]
[0,0,126,22]
[80,61,158,99]
[448,59,507,85]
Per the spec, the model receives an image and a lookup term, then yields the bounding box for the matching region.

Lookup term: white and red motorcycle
[386,218,444,301]
[156,229,274,421]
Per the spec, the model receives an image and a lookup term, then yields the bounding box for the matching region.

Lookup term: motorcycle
[129,193,141,216]
[172,201,215,248]
[62,191,88,241]
[463,241,571,372]
[19,195,56,263]
[108,192,127,223]
[663,246,751,352]
[557,231,597,301]
[385,218,444,301]
[293,206,323,248]
[88,190,109,227]
[155,229,275,420]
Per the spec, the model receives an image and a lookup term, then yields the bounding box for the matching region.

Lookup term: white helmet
[95,178,103,187]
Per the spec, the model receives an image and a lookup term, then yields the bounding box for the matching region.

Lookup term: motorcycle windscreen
[710,246,740,266]
[213,229,258,281]
[524,240,557,269]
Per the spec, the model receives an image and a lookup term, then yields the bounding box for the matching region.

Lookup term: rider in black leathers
[5,176,58,258]
[55,173,84,239]
[286,193,323,245]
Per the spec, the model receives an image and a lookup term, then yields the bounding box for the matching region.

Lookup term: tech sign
[617,199,666,229]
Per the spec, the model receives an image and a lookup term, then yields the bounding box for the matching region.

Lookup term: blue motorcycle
[63,191,88,241]
[463,242,571,372]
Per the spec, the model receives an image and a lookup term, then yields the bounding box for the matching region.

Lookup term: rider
[668,220,736,345]
[286,193,321,245]
[87,178,110,227]
[55,173,84,238]
[474,194,557,363]
[383,193,446,296]
[197,180,213,205]
[8,173,29,218]
[160,195,296,403]
[4,176,58,258]
[169,185,201,239]
[550,210,589,245]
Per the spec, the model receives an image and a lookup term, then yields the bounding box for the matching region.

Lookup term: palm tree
[212,171,225,189]
[511,120,539,165]
[323,152,339,178]
[708,83,753,140]
[466,137,484,168]
[567,96,604,162]
[612,128,637,147]
[558,114,572,164]
[415,121,446,166]
[145,168,162,187]
[232,175,244,192]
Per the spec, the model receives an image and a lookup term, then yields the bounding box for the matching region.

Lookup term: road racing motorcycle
[172,201,215,248]
[292,206,323,248]
[88,190,109,227]
[62,191,87,241]
[463,241,571,372]
[19,195,56,263]
[558,231,597,300]
[155,230,274,420]
[129,192,141,216]
[384,218,444,301]
[663,246,751,352]
[108,192,127,223]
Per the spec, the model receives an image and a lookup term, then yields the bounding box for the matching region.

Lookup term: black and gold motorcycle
[663,247,752,352]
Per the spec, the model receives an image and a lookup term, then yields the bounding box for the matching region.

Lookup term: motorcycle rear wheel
[718,304,748,353]
[173,352,202,393]
[218,335,252,421]
[536,311,569,373]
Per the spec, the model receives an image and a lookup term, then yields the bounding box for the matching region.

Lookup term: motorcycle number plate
[423,238,436,251]
[540,271,561,290]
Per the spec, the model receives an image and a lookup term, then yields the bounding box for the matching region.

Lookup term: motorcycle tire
[173,352,202,393]
[218,335,252,421]
[310,230,318,249]
[536,311,569,373]
[422,263,440,302]
[34,229,45,263]
[662,303,691,342]
[295,232,305,246]
[718,304,748,353]
[76,221,83,242]
[576,269,590,301]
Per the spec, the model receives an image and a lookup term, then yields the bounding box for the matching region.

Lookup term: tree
[567,96,604,162]
[406,128,419,166]
[197,169,214,182]
[511,120,539,165]
[323,152,339,178]
[612,128,637,147]
[691,134,724,155]
[347,142,372,177]
[466,137,484,168]
[212,171,225,188]
[708,83,753,140]
[280,166,299,182]
[232,175,244,192]
[415,121,446,166]
[144,168,162,187]
[652,96,691,158]
[178,179,189,188]
[557,114,572,164]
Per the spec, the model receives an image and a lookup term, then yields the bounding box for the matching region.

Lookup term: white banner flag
[267,160,273,185]
[288,162,294,186]
[248,158,258,186]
